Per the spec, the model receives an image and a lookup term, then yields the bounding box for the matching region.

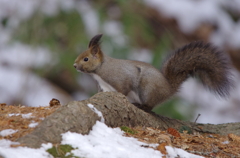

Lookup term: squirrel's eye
[84,57,88,61]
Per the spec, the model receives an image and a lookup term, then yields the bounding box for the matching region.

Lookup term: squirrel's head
[74,34,104,73]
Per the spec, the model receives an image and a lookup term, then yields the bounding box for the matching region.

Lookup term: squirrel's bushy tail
[161,41,232,97]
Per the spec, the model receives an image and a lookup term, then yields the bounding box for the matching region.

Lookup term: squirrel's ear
[90,45,101,57]
[88,34,103,48]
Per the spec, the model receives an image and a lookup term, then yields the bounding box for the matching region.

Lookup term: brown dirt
[0,101,239,157]
[0,100,60,142]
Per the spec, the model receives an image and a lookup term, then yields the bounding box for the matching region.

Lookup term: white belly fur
[92,74,116,92]
[91,74,142,104]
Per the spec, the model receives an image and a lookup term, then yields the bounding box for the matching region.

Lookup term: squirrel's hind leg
[132,103,153,112]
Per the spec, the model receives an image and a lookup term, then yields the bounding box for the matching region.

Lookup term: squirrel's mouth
[76,68,85,73]
[78,67,86,73]
[74,63,85,73]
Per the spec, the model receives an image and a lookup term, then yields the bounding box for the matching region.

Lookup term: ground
[123,126,240,157]
[0,101,59,142]
[0,102,240,157]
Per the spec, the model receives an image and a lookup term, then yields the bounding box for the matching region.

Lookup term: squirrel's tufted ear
[88,34,103,48]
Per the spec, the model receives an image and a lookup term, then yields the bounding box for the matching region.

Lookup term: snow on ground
[0,104,203,158]
[0,141,52,158]
[0,139,19,148]
[0,129,18,137]
[28,122,39,128]
[8,114,20,117]
[8,113,33,119]
[0,121,204,158]
[61,121,162,158]
[21,113,32,119]
[87,103,105,122]
[166,146,203,158]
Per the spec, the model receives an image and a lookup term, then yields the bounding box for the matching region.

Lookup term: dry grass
[124,126,240,157]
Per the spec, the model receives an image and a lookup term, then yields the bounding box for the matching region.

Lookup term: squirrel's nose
[73,63,77,68]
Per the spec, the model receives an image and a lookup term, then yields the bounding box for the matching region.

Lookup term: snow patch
[166,146,204,158]
[21,113,32,119]
[0,139,19,148]
[8,113,20,117]
[8,113,33,119]
[61,121,163,158]
[0,145,52,158]
[222,141,229,144]
[0,121,206,158]
[87,104,105,123]
[0,129,18,137]
[0,140,52,158]
[28,122,39,128]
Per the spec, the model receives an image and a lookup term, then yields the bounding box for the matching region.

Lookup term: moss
[120,126,138,135]
[47,144,80,158]
[179,126,193,134]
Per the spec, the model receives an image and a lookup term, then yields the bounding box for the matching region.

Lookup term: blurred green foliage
[153,98,194,121]
[14,10,86,76]
[13,0,193,120]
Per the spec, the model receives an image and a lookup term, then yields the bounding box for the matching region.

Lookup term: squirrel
[74,34,232,111]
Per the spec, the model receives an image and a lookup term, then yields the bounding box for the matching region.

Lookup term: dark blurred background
[0,0,240,123]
